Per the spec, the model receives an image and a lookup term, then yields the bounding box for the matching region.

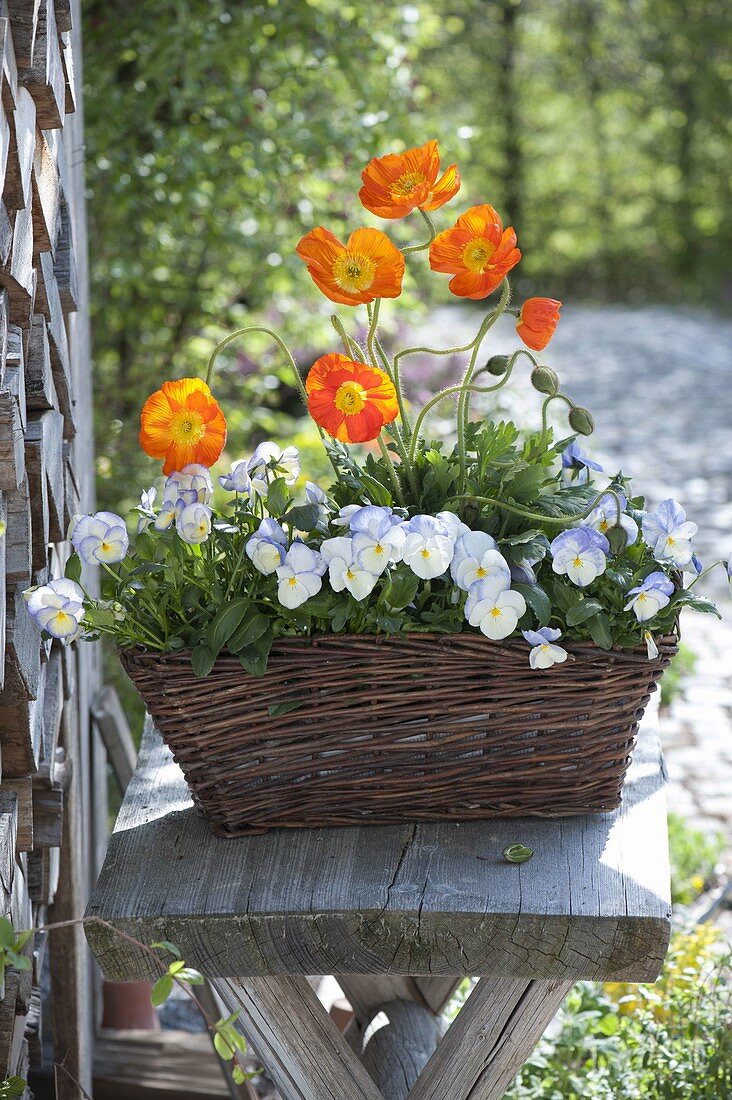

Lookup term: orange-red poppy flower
[139,378,227,476]
[306,353,399,443]
[429,204,521,299]
[516,297,562,351]
[296,227,404,306]
[359,139,461,220]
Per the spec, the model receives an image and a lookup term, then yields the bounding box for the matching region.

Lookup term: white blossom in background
[218,459,252,496]
[586,492,639,546]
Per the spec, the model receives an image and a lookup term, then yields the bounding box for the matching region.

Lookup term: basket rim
[120,630,678,668]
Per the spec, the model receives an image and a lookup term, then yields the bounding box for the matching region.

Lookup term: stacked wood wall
[0,0,96,1095]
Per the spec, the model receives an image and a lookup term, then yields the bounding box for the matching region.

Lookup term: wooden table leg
[212,976,383,1100]
[212,974,572,1100]
[407,977,574,1100]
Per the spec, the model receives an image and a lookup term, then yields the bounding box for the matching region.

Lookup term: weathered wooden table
[85,714,671,1100]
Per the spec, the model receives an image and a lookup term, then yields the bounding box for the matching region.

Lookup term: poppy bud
[485,354,510,376]
[530,366,559,395]
[606,524,628,555]
[569,406,594,435]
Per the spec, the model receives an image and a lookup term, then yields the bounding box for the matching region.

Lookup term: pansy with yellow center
[523,627,568,669]
[24,578,85,642]
[624,571,675,623]
[450,530,509,592]
[465,575,527,641]
[306,353,399,443]
[402,515,455,580]
[550,526,609,587]
[359,139,461,220]
[71,511,129,565]
[296,227,405,306]
[139,378,227,476]
[429,204,520,299]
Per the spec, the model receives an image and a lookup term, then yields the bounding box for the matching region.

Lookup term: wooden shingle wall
[0,0,97,1094]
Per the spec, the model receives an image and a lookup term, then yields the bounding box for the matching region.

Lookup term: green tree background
[83,0,732,512]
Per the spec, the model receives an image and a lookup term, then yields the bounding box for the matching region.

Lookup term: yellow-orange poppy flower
[359,139,461,220]
[296,227,404,306]
[516,297,562,351]
[306,353,399,443]
[139,378,227,476]
[429,204,521,299]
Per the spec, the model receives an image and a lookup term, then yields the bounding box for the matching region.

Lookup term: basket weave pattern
[121,633,676,837]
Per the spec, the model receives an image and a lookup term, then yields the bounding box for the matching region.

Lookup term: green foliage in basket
[22,141,726,675]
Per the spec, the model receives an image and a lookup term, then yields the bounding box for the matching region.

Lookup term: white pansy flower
[624,571,675,622]
[321,536,379,601]
[641,499,698,568]
[586,492,639,546]
[24,579,85,642]
[349,506,406,575]
[246,519,288,575]
[276,543,326,609]
[522,627,568,669]
[402,515,454,580]
[464,576,526,640]
[248,442,301,495]
[550,527,609,587]
[451,532,510,593]
[218,460,252,495]
[175,503,212,545]
[71,512,129,565]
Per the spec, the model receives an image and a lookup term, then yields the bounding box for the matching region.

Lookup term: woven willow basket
[121,633,676,837]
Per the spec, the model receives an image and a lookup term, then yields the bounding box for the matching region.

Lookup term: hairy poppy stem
[205,326,343,482]
[457,279,511,492]
[401,208,437,254]
[408,351,524,464]
[450,487,624,528]
[377,434,406,506]
[540,392,574,445]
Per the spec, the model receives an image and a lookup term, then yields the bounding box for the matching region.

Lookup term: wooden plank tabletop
[86,713,671,984]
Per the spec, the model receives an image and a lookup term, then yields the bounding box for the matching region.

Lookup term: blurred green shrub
[668,811,724,906]
[504,924,732,1098]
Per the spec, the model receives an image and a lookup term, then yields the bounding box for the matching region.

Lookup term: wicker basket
[121,633,676,837]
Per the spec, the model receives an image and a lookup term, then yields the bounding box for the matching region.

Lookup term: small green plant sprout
[503,843,534,864]
[0,1078,25,1098]
[0,916,32,977]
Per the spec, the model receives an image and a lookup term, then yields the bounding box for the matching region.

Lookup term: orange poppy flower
[359,139,461,220]
[296,227,405,306]
[429,204,521,299]
[516,297,562,351]
[139,378,227,476]
[306,353,399,443]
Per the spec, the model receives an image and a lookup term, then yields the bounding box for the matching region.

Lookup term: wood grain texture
[214,976,383,1100]
[408,978,573,1100]
[86,713,671,985]
[359,999,446,1100]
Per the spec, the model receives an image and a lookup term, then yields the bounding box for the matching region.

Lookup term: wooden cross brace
[86,715,671,1099]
